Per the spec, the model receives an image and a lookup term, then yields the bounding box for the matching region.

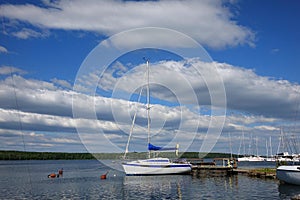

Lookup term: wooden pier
[188,158,276,180]
[233,168,276,179]
[189,158,237,177]
[191,165,235,176]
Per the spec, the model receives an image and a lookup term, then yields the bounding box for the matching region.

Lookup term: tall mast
[123,59,149,159]
[146,59,151,158]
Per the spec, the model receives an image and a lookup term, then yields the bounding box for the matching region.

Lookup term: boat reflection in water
[122,175,186,199]
[122,174,241,199]
[278,183,300,199]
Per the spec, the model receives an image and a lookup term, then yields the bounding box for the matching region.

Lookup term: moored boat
[238,156,265,162]
[276,165,300,185]
[122,59,191,176]
[123,157,191,175]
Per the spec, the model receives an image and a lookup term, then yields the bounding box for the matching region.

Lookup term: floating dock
[233,168,276,179]
[189,158,237,176]
[188,158,276,179]
[191,165,235,176]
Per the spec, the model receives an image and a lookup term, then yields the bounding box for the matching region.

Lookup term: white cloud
[51,78,72,89]
[0,45,8,53]
[0,66,26,75]
[97,58,300,119]
[51,137,79,144]
[12,28,49,39]
[103,27,200,49]
[0,0,254,48]
[0,108,120,132]
[1,59,300,152]
[253,125,278,131]
[271,48,280,54]
[215,62,300,118]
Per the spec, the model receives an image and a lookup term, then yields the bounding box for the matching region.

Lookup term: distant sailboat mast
[266,139,268,159]
[242,129,246,156]
[270,136,273,158]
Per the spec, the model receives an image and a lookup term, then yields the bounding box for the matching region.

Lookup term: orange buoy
[100,171,109,179]
[48,173,57,178]
[100,174,106,179]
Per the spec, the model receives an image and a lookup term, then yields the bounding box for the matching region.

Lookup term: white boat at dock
[123,157,191,175]
[238,131,265,162]
[238,155,265,162]
[265,157,276,162]
[122,59,191,175]
[276,165,300,185]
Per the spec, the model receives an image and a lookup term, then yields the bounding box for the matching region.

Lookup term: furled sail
[148,143,177,151]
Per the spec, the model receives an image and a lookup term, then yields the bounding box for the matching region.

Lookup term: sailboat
[275,128,300,162]
[122,59,192,176]
[238,132,265,162]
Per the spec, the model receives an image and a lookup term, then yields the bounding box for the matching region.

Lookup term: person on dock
[227,159,232,168]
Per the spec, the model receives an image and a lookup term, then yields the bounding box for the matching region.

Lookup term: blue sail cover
[148,143,162,151]
[148,143,177,151]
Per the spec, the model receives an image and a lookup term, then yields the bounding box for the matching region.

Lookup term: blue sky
[211,0,300,82]
[0,0,300,156]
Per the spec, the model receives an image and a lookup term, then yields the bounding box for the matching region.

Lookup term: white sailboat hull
[238,156,265,162]
[122,158,192,175]
[265,157,276,162]
[276,165,300,185]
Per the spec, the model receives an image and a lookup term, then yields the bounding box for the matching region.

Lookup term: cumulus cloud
[97,59,300,119]
[0,0,255,48]
[0,108,119,132]
[1,59,300,152]
[216,62,300,118]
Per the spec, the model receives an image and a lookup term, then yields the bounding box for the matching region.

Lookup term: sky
[0,0,300,157]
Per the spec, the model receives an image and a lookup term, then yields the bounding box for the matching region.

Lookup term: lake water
[0,160,299,199]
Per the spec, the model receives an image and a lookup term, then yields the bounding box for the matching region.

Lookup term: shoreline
[0,150,236,160]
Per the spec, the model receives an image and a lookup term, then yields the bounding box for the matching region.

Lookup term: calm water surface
[0,160,299,199]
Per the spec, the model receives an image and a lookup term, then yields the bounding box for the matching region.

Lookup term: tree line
[0,150,236,160]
